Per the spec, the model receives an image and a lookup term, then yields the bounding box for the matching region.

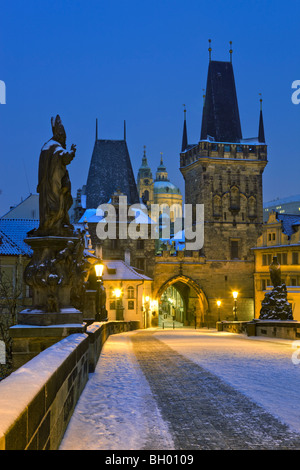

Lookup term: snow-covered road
[59,329,300,450]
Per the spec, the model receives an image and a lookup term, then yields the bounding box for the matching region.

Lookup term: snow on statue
[36,115,76,237]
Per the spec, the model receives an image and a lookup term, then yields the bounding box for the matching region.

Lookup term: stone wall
[0,320,139,450]
[218,320,300,340]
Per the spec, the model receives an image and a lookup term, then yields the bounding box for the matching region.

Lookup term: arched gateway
[154,275,209,328]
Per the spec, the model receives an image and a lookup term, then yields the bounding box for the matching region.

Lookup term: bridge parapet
[0,321,139,450]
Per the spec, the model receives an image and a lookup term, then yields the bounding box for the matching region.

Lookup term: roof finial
[258,93,265,143]
[183,103,186,120]
[143,145,146,157]
[208,39,212,61]
[160,152,163,164]
[96,118,98,141]
[259,92,263,111]
[229,41,233,63]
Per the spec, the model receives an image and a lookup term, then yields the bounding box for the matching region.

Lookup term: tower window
[230,240,239,260]
[137,239,144,250]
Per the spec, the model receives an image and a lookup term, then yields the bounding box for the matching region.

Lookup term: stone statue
[35,115,76,237]
[269,256,281,287]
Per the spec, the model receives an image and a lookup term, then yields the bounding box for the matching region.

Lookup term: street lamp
[232,291,238,321]
[94,261,106,321]
[216,300,221,322]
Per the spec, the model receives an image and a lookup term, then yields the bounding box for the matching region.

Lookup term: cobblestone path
[131,331,300,450]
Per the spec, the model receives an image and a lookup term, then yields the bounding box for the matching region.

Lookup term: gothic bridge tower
[180,44,268,262]
[152,43,269,324]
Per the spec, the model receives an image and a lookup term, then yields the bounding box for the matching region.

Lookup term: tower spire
[208,39,212,61]
[181,104,188,152]
[142,145,148,165]
[258,93,265,143]
[229,41,233,63]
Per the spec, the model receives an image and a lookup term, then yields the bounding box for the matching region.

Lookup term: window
[127,286,134,299]
[137,239,144,250]
[292,252,299,265]
[110,239,119,250]
[230,240,239,260]
[277,253,287,265]
[272,233,276,241]
[136,258,145,271]
[261,279,267,291]
[128,300,135,310]
[262,254,272,266]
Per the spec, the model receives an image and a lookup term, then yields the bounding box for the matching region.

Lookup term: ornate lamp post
[95,261,106,321]
[232,291,238,321]
[217,300,221,322]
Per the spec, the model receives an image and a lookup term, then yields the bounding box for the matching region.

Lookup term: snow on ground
[0,341,5,364]
[60,328,300,449]
[155,329,300,433]
[59,332,174,450]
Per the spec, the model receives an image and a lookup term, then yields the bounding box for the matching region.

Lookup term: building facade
[253,211,300,320]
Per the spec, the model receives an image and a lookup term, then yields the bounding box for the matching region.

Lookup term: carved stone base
[22,233,89,327]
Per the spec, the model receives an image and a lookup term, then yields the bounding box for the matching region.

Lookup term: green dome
[153,180,181,195]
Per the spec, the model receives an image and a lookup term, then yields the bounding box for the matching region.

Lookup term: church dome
[153,180,181,195]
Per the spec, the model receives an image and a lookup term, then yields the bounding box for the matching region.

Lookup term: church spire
[181,104,188,152]
[208,39,212,61]
[258,94,265,143]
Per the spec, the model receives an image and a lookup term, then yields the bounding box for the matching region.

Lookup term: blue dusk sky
[0,0,300,215]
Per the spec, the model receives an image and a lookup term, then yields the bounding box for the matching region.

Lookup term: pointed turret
[181,105,188,152]
[258,97,265,143]
[200,58,242,143]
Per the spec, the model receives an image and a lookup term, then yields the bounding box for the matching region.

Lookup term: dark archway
[155,275,209,327]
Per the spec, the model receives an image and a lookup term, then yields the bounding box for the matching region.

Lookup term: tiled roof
[85,140,140,209]
[200,60,242,143]
[0,219,39,255]
[277,213,300,238]
[103,260,152,281]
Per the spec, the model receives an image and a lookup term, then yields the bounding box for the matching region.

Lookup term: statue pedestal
[22,236,85,319]
[10,234,88,369]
